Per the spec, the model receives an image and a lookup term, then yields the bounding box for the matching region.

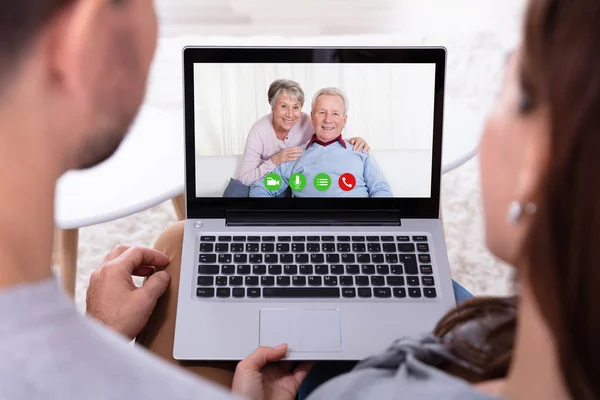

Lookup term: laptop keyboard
[196,235,437,300]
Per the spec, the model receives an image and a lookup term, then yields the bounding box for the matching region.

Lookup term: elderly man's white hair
[311,87,349,116]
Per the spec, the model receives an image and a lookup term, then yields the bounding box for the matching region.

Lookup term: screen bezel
[183,46,446,219]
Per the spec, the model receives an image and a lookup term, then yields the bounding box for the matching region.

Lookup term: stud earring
[507,201,537,224]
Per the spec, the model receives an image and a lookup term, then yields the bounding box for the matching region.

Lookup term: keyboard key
[237,265,251,275]
[218,254,232,264]
[231,243,244,252]
[292,236,306,241]
[261,276,275,286]
[221,265,235,274]
[341,254,356,263]
[307,236,320,242]
[331,264,344,274]
[265,254,278,264]
[422,276,435,286]
[327,254,340,263]
[277,243,290,252]
[299,265,313,275]
[383,243,396,253]
[234,254,247,263]
[197,288,215,298]
[396,236,410,242]
[215,243,229,252]
[357,254,371,263]
[407,276,420,286]
[371,276,385,286]
[374,288,392,298]
[253,265,266,275]
[367,243,381,252]
[217,288,230,298]
[308,276,322,286]
[200,243,214,252]
[358,288,372,298]
[338,243,351,253]
[216,276,228,286]
[340,276,354,286]
[246,243,259,252]
[376,265,390,275]
[245,276,259,286]
[420,265,433,274]
[292,243,305,253]
[296,254,309,263]
[413,236,428,242]
[262,236,275,242]
[229,276,243,286]
[352,236,365,242]
[233,236,245,242]
[322,236,335,242]
[249,254,263,264]
[311,254,325,263]
[198,265,219,275]
[424,288,437,298]
[366,236,379,242]
[315,265,328,275]
[372,254,384,263]
[324,276,338,286]
[409,288,422,298]
[385,254,398,263]
[278,236,291,242]
[199,254,217,263]
[400,254,418,274]
[292,276,306,286]
[280,254,293,263]
[307,243,320,252]
[417,243,430,252]
[346,265,360,274]
[268,265,282,275]
[197,276,214,286]
[352,243,366,252]
[277,276,291,286]
[323,243,336,252]
[247,288,261,298]
[381,236,394,242]
[342,288,357,298]
[248,236,260,242]
[398,243,416,253]
[393,288,407,298]
[283,264,298,275]
[355,276,369,286]
[232,288,245,298]
[218,236,232,242]
[261,243,275,252]
[201,236,216,242]
[263,288,340,298]
[337,236,350,242]
[387,276,405,286]
[361,265,375,274]
[391,265,403,275]
[419,254,432,263]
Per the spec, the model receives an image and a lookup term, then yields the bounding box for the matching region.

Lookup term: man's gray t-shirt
[0,278,238,400]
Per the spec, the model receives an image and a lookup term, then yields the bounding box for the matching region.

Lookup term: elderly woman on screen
[236,79,370,186]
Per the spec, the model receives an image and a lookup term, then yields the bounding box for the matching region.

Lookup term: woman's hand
[232,344,315,400]
[348,137,370,152]
[270,147,303,166]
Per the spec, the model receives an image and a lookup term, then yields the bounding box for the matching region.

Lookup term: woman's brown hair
[434,0,600,398]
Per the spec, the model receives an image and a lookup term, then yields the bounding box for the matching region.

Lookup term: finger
[293,361,316,385]
[349,138,356,144]
[365,145,371,152]
[103,245,131,263]
[288,154,301,161]
[238,344,288,372]
[353,142,364,152]
[132,265,155,277]
[109,247,170,275]
[139,270,170,301]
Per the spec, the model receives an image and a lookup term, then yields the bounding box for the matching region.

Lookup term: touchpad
[259,309,342,352]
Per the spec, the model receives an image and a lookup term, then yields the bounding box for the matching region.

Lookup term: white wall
[193,63,436,156]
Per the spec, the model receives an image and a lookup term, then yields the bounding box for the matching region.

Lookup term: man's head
[310,87,348,142]
[0,0,158,170]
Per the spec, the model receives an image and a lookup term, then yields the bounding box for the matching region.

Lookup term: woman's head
[267,79,305,134]
[476,0,600,397]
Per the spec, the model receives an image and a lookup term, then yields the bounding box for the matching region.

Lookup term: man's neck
[0,98,64,290]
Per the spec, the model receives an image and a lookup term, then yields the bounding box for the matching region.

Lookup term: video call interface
[193,62,437,199]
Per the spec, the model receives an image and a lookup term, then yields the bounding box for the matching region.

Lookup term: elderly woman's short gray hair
[311,87,349,116]
[267,79,305,108]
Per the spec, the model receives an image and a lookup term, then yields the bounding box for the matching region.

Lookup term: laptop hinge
[226,210,401,226]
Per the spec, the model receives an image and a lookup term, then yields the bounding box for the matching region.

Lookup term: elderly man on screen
[249,87,393,198]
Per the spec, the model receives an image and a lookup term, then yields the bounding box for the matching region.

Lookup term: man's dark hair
[0,0,70,84]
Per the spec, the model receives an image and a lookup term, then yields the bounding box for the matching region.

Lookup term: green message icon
[314,173,331,191]
[264,173,282,191]
[290,173,307,191]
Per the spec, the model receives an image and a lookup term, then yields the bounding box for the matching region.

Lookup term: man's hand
[348,137,370,153]
[232,345,314,400]
[270,147,303,166]
[86,245,171,340]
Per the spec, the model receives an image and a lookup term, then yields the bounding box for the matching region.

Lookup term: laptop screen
[184,48,445,218]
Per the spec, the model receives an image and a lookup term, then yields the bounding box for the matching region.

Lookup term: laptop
[173,46,456,361]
